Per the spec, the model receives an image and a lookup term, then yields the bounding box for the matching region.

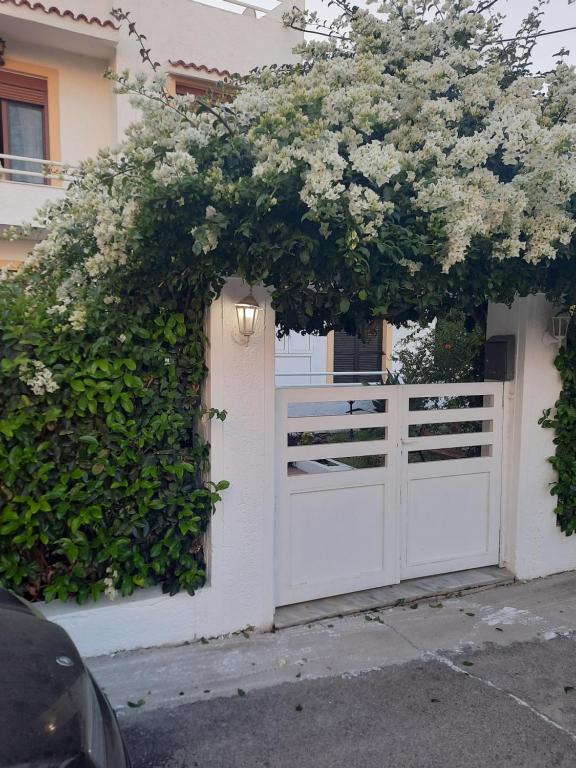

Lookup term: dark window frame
[174,75,234,102]
[0,70,49,183]
[333,322,385,383]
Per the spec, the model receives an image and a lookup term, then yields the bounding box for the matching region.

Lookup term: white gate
[275,381,504,606]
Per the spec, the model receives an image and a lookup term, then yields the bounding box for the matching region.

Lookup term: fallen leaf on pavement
[127,698,145,708]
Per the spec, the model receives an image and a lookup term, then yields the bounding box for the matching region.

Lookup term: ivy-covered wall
[541,327,576,535]
[0,276,227,603]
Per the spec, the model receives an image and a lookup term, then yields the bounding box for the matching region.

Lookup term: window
[174,76,232,103]
[333,323,384,383]
[0,70,48,183]
[175,76,213,99]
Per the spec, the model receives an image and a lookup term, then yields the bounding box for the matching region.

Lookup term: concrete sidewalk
[90,573,576,767]
[89,572,576,714]
[122,640,576,768]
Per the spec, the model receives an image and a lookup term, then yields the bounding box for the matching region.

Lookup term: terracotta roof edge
[0,0,118,30]
[168,59,238,79]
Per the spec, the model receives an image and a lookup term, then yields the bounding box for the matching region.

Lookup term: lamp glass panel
[553,315,570,340]
[237,305,258,336]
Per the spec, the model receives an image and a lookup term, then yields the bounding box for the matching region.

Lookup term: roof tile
[0,0,118,29]
[169,60,236,79]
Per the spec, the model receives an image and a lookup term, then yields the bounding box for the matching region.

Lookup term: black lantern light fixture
[0,39,6,68]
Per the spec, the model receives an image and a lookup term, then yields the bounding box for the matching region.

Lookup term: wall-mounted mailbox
[484,335,516,381]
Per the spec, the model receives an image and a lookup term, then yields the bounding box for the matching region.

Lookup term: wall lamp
[0,39,6,68]
[543,308,572,347]
[235,292,262,340]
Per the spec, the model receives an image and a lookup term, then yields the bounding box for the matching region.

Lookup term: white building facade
[0,0,301,266]
[2,0,575,658]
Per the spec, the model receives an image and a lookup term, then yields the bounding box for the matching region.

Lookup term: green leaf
[123,373,143,388]
[120,395,134,413]
[339,297,350,314]
[126,698,145,708]
[79,435,98,446]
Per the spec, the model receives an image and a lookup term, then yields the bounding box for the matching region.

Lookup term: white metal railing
[278,371,387,377]
[0,154,73,185]
[275,370,390,387]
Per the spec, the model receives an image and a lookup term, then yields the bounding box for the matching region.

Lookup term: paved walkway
[89,572,576,767]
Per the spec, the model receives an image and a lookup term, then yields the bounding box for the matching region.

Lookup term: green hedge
[541,328,576,535]
[0,277,226,603]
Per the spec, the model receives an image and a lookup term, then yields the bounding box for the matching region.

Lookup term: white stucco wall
[41,279,277,656]
[6,40,117,163]
[0,180,66,229]
[488,295,576,581]
[114,0,302,134]
[2,0,302,158]
[0,0,302,259]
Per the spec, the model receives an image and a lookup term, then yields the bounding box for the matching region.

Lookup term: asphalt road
[121,635,576,768]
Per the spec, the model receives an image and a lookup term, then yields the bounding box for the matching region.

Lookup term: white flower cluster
[18,360,59,396]
[103,567,119,601]
[232,0,576,269]
[152,150,198,186]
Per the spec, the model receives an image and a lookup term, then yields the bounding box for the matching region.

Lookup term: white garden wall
[41,280,277,656]
[40,290,576,657]
[488,294,576,580]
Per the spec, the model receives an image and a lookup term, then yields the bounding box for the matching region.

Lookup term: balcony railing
[0,154,73,186]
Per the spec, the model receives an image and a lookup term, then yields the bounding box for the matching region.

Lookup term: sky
[301,0,576,70]
[197,0,576,70]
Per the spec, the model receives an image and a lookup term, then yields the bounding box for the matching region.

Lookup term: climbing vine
[2,0,576,602]
[540,322,576,534]
[0,271,228,603]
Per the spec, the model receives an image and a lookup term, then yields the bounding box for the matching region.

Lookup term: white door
[275,332,327,387]
[275,382,503,607]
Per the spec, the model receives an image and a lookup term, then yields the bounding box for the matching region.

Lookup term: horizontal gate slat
[401,382,501,397]
[287,439,389,462]
[406,407,497,425]
[287,413,390,432]
[406,455,496,479]
[286,466,388,492]
[277,385,390,404]
[405,432,495,451]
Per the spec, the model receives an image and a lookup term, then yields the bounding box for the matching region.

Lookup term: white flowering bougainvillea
[11,0,576,336]
[2,0,576,602]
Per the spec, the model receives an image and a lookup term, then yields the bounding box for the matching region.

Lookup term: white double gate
[275,382,504,606]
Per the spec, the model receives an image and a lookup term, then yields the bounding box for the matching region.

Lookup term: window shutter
[333,325,383,383]
[0,71,48,106]
[175,77,211,98]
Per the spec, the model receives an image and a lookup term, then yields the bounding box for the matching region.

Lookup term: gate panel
[400,383,503,579]
[275,385,399,606]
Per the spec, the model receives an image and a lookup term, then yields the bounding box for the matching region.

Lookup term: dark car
[0,588,130,768]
